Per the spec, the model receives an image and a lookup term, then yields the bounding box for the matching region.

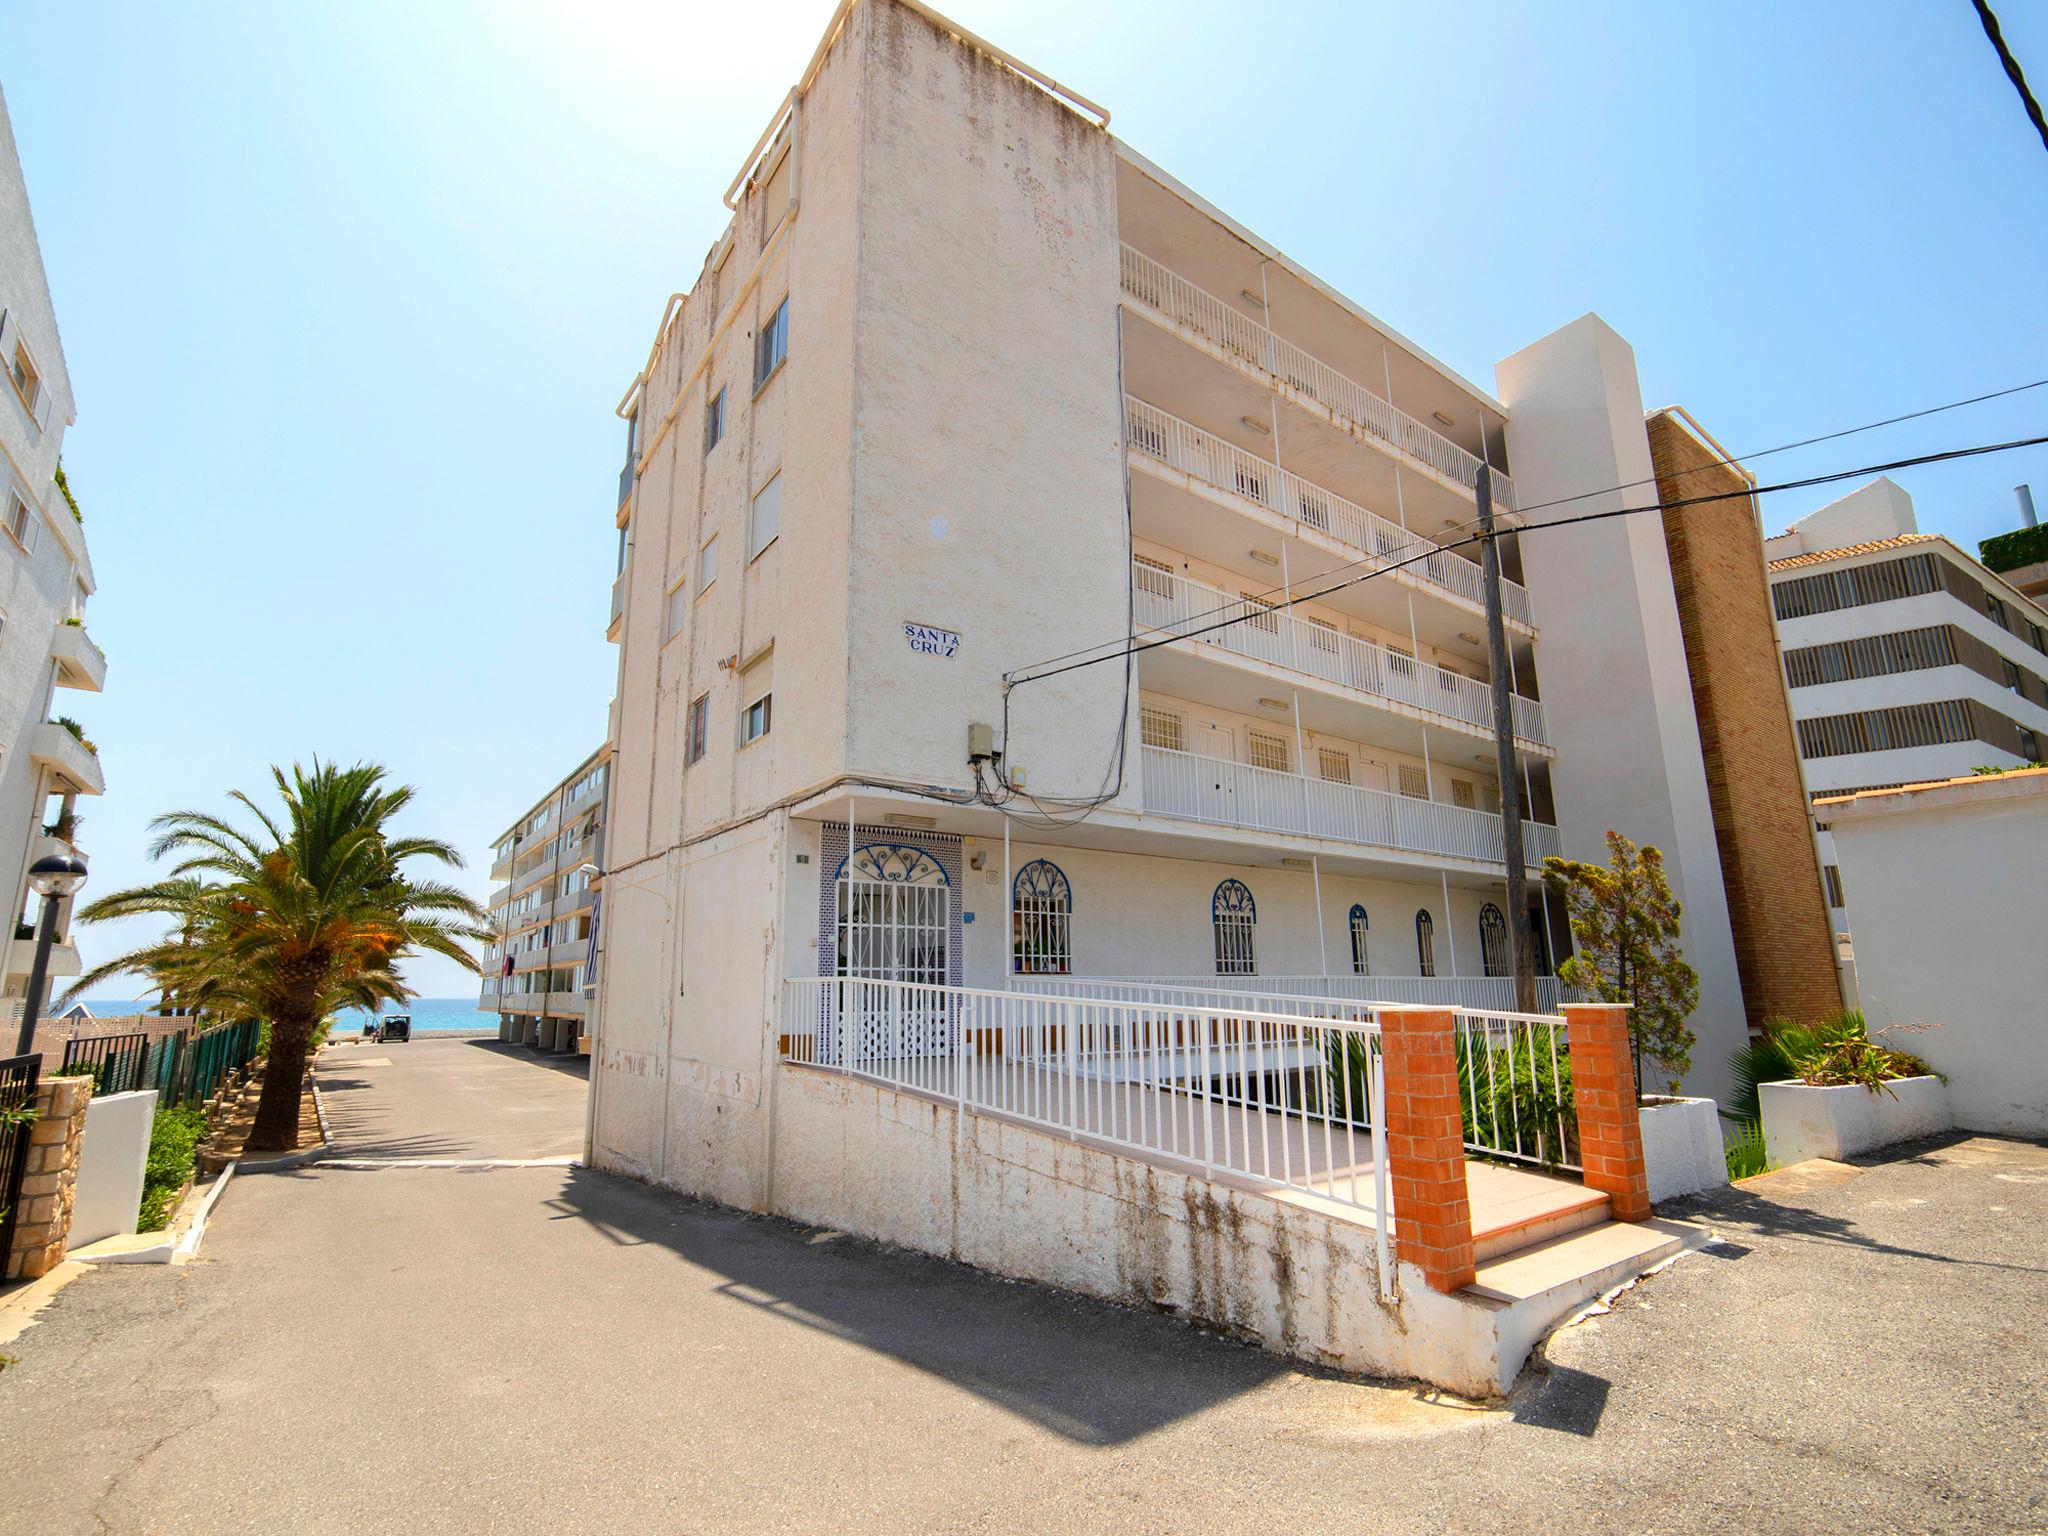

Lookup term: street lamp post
[14,851,88,1058]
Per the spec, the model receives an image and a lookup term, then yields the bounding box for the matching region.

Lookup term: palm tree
[70,760,492,1151]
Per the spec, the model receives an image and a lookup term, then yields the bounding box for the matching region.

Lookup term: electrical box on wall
[967,722,995,764]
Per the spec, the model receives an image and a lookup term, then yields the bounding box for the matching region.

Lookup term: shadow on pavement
[543,1164,1295,1447]
[458,1040,591,1081]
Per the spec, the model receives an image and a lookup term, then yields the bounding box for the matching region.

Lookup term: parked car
[377,1013,412,1043]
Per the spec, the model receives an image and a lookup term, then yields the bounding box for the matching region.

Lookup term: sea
[73,997,495,1037]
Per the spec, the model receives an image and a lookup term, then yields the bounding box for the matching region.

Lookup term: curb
[73,1160,238,1266]
[234,1069,335,1173]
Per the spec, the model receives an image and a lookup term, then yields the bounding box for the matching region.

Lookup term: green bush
[1980,522,2048,574]
[1728,1010,1937,1122]
[1456,1028,1577,1169]
[1724,1118,1770,1180]
[137,1106,208,1231]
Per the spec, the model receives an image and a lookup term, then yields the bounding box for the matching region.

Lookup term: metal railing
[1133,560,1548,746]
[1123,397,1532,628]
[780,975,1393,1289]
[1118,247,1519,511]
[1018,974,1566,1016]
[1455,1011,1579,1171]
[0,1051,40,1269]
[60,1031,152,1095]
[1139,744,1563,867]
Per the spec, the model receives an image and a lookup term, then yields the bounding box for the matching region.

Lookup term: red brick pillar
[1563,1003,1651,1222]
[1379,1006,1475,1294]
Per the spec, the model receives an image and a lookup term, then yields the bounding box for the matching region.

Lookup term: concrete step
[1472,1188,1610,1263]
[1467,1216,1706,1306]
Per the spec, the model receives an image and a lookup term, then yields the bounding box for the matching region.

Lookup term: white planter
[1759,1076,1950,1165]
[1638,1096,1727,1204]
[72,1089,158,1248]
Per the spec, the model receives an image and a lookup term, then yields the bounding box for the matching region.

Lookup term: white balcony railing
[1134,562,1549,748]
[1119,246,1518,512]
[1125,397,1534,630]
[1016,973,1566,1017]
[1139,744,1562,867]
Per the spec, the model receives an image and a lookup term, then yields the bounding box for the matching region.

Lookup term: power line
[1973,0,2048,156]
[1004,430,2048,689]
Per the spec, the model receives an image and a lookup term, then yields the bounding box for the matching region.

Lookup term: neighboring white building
[1819,767,2048,1139]
[477,747,608,1054]
[1765,479,2048,939]
[589,0,1753,1209]
[0,87,108,1034]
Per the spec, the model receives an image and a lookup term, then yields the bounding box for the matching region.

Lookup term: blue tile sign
[905,622,960,657]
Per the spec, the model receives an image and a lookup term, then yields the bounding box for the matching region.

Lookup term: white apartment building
[1766,477,2048,937]
[590,0,1751,1217]
[477,747,608,1053]
[0,89,107,1034]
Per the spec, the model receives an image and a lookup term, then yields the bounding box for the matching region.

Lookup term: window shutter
[32,380,51,432]
[19,506,37,555]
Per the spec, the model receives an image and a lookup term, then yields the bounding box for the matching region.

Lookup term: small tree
[1543,829,1699,1095]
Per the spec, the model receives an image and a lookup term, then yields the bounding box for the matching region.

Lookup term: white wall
[1495,315,1748,1101]
[71,1089,154,1247]
[1827,772,2048,1138]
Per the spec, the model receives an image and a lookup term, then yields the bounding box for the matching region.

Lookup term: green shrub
[1980,522,2048,574]
[1456,1028,1577,1168]
[137,1105,208,1231]
[1724,1118,1770,1180]
[1727,1009,1938,1122]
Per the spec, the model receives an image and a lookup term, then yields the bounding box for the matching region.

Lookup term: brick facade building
[1647,409,1842,1029]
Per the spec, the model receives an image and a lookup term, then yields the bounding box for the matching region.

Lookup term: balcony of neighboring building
[30,720,104,796]
[1123,396,1534,646]
[50,621,106,692]
[1130,555,1551,759]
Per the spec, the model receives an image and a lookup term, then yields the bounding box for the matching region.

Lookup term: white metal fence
[1133,560,1549,747]
[1020,973,1567,1017]
[1124,397,1534,630]
[780,975,1395,1290]
[1454,1011,1580,1171]
[1118,248,1520,514]
[1140,744,1563,867]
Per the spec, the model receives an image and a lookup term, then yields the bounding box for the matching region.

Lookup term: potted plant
[1546,831,1726,1203]
[1740,1011,1948,1164]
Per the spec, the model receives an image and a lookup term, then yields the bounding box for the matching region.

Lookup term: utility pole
[1476,466,1537,1013]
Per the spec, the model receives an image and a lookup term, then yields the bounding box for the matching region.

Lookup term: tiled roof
[1766,532,1937,572]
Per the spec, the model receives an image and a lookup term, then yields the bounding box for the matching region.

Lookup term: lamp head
[28,850,88,899]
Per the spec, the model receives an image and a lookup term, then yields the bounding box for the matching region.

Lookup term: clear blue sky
[6,0,2045,997]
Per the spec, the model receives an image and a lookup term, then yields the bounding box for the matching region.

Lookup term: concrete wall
[1495,317,1747,1100]
[771,1065,1509,1397]
[1825,771,2048,1138]
[70,1087,154,1247]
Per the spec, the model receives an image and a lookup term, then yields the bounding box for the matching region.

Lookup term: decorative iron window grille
[1479,902,1508,978]
[1213,880,1258,975]
[1011,859,1073,975]
[1348,904,1369,975]
[1415,909,1436,977]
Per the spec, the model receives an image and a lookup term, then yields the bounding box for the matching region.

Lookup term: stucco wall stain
[1269,1216,1299,1355]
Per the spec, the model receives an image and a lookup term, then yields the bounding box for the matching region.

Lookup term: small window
[4,493,31,551]
[1248,730,1290,773]
[663,582,688,642]
[697,535,720,593]
[2004,658,2024,695]
[1212,879,1257,975]
[9,341,39,413]
[1451,779,1476,810]
[1985,590,2008,628]
[749,473,781,560]
[2022,726,2042,763]
[1348,904,1369,975]
[1415,909,1437,977]
[704,388,725,454]
[1012,859,1073,976]
[1317,747,1351,784]
[1822,864,1844,908]
[686,695,709,764]
[1140,704,1184,752]
[741,692,772,745]
[755,297,789,390]
[1398,764,1430,800]
[1479,902,1508,977]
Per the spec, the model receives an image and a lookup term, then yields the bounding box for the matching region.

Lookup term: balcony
[546,992,587,1019]
[1125,397,1533,632]
[1134,562,1550,752]
[30,721,104,796]
[1119,246,1517,511]
[50,623,106,692]
[1140,744,1560,869]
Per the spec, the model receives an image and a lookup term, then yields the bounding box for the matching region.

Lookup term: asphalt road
[1,1042,2042,1534]
[315,1035,588,1159]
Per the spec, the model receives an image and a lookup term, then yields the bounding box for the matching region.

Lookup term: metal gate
[835,876,951,1060]
[0,1052,42,1270]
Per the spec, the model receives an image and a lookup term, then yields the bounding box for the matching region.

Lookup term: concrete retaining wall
[70,1088,155,1247]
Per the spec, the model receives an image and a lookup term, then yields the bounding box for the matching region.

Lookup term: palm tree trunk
[248,1012,315,1152]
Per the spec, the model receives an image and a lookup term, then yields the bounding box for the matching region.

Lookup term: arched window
[1348,904,1370,975]
[1213,880,1258,975]
[1479,903,1508,978]
[1012,860,1072,975]
[1415,909,1436,977]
